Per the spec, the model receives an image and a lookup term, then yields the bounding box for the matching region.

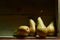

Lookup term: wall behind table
[0,15,29,36]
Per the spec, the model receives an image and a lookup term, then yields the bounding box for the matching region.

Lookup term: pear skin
[29,19,36,35]
[37,17,48,37]
[47,22,55,35]
[17,26,30,36]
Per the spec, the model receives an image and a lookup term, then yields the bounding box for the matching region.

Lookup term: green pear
[29,19,36,35]
[47,22,55,35]
[37,17,48,37]
[17,26,30,36]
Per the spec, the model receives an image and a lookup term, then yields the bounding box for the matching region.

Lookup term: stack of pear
[15,17,55,37]
[37,17,48,37]
[29,19,36,35]
[47,22,55,35]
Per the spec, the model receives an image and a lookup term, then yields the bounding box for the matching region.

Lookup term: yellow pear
[29,19,36,35]
[37,17,48,37]
[17,26,30,36]
[47,22,55,35]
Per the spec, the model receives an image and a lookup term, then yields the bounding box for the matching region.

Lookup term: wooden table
[0,38,60,40]
[0,36,59,40]
[0,37,60,40]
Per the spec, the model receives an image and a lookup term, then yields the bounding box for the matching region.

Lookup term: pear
[47,22,55,35]
[29,19,36,35]
[37,17,48,37]
[17,26,30,36]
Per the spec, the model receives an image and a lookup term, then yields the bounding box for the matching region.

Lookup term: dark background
[0,0,58,36]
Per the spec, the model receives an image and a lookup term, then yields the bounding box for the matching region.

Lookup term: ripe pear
[37,17,48,37]
[29,19,36,35]
[17,26,30,36]
[47,22,55,35]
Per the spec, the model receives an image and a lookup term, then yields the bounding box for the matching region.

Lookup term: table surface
[0,36,59,40]
[0,39,60,40]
